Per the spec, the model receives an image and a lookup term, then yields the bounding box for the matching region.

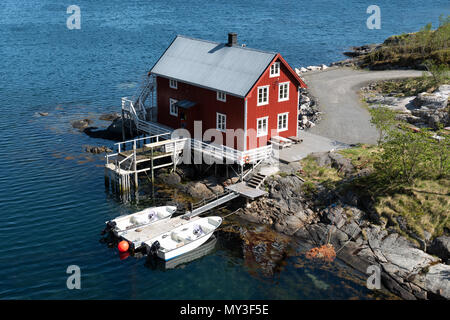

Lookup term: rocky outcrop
[362,84,450,129]
[71,118,93,130]
[428,236,450,263]
[309,151,355,176]
[84,145,112,154]
[298,90,321,130]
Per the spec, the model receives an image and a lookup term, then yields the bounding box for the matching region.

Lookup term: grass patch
[299,155,342,186]
[338,144,381,170]
[374,179,450,238]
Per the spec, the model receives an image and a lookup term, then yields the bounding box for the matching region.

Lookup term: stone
[158,172,181,186]
[39,112,49,116]
[428,236,450,262]
[99,112,121,121]
[414,92,448,109]
[84,145,112,154]
[71,118,93,130]
[186,182,214,199]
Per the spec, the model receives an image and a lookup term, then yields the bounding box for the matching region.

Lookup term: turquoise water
[0,1,448,299]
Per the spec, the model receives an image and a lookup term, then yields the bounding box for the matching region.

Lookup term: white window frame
[169,79,178,89]
[257,85,269,106]
[257,116,268,137]
[277,112,289,132]
[217,91,226,102]
[278,82,289,102]
[216,113,226,132]
[169,98,178,117]
[270,62,280,77]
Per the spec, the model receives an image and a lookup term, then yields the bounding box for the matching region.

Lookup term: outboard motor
[101,221,117,235]
[148,241,160,256]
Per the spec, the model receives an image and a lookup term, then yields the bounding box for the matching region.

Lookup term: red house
[149,33,307,152]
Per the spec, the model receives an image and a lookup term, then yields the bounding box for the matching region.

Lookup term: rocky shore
[236,152,450,300]
[361,83,450,130]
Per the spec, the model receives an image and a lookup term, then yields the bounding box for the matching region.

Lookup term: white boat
[144,216,222,261]
[105,206,177,237]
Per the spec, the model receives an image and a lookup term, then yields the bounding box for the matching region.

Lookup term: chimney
[227,32,237,47]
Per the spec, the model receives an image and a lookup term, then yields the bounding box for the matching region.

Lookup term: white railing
[121,95,273,166]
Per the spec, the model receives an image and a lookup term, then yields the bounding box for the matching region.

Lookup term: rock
[300,67,307,72]
[99,112,121,121]
[71,119,93,130]
[306,65,321,71]
[158,172,181,186]
[310,151,355,176]
[186,182,214,199]
[321,205,346,229]
[414,92,448,110]
[421,264,450,299]
[320,64,328,70]
[84,145,112,154]
[428,236,450,262]
[39,112,49,116]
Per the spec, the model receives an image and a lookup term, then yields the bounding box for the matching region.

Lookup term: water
[0,0,448,299]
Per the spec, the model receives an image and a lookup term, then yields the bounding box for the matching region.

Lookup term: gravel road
[302,67,424,144]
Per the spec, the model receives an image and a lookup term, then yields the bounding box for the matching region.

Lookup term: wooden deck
[120,215,200,250]
[226,182,267,200]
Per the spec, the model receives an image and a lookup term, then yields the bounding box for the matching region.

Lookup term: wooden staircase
[246,172,267,189]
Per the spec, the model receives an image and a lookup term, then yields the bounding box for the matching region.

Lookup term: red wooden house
[149,33,307,153]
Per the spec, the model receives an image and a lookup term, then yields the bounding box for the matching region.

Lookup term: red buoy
[118,240,129,252]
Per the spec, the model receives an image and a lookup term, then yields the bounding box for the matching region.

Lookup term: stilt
[133,141,138,190]
[121,109,126,141]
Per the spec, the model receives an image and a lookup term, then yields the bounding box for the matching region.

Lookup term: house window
[216,113,226,132]
[270,62,280,77]
[278,82,289,101]
[169,98,178,116]
[257,86,269,106]
[217,91,226,102]
[169,79,177,89]
[277,113,288,132]
[257,117,268,137]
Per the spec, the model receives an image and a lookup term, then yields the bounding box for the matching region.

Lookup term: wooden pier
[104,133,187,194]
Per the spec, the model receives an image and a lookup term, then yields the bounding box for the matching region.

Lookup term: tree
[369,106,397,145]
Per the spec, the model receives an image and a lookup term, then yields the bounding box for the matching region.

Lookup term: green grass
[299,144,450,241]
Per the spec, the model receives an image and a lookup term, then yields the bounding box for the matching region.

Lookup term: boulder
[71,119,93,130]
[39,112,49,116]
[428,236,450,263]
[99,112,121,121]
[414,92,448,109]
[186,182,214,199]
[84,145,112,154]
[158,172,181,186]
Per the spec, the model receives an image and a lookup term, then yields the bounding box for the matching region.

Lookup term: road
[302,67,424,145]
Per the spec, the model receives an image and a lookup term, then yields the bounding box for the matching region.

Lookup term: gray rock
[428,236,450,262]
[71,118,93,130]
[158,172,181,186]
[185,182,214,199]
[84,145,112,154]
[99,112,121,121]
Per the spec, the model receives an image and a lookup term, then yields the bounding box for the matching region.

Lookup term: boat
[145,235,218,270]
[104,206,177,237]
[144,216,222,261]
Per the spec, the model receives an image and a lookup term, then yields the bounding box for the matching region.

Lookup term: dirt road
[303,67,424,144]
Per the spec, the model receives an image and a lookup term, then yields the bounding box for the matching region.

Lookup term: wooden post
[151,147,154,183]
[133,141,138,190]
[121,109,125,141]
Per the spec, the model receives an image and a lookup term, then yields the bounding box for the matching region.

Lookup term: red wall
[156,77,246,150]
[245,57,299,149]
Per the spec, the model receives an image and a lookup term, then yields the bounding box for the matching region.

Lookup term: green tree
[369,106,397,145]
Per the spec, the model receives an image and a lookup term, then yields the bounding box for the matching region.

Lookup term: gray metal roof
[150,35,277,98]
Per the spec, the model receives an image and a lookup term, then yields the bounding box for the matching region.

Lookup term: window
[217,91,226,102]
[216,113,226,132]
[257,86,269,106]
[169,98,178,116]
[277,113,288,132]
[169,79,177,89]
[257,117,268,137]
[270,62,280,77]
[278,82,289,101]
